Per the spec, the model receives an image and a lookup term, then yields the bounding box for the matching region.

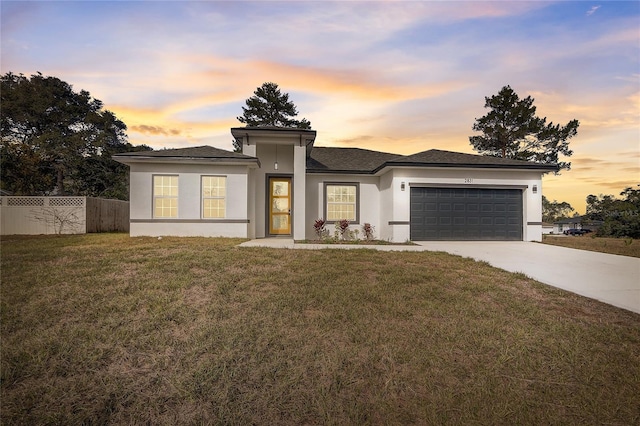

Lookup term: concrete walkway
[239,239,640,314]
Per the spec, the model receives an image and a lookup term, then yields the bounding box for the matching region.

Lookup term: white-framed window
[202,176,226,218]
[153,175,178,218]
[325,183,358,222]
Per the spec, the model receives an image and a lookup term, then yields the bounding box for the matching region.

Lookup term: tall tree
[542,195,574,223]
[469,85,579,172]
[1,72,148,199]
[237,82,311,129]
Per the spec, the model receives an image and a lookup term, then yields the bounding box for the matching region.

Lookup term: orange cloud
[130,125,182,137]
[250,60,467,102]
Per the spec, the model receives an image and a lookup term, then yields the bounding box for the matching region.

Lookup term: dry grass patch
[2,234,639,425]
[543,234,640,258]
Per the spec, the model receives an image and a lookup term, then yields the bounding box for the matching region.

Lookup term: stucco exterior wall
[380,167,545,242]
[127,162,251,237]
[304,174,380,240]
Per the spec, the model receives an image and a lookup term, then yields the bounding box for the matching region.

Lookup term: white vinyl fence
[0,196,129,235]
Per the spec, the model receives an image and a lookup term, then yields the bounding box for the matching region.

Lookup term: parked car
[564,228,586,236]
[582,228,593,233]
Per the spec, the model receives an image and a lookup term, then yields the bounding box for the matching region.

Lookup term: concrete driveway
[416,241,640,314]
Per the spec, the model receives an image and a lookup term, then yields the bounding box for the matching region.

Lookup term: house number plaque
[464,178,474,183]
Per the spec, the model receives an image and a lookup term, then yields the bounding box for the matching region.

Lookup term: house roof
[307,147,401,173]
[387,149,558,171]
[113,146,260,166]
[231,126,316,134]
[307,148,558,174]
[113,144,558,173]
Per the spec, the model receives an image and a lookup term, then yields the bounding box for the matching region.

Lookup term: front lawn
[2,234,639,425]
[543,234,640,258]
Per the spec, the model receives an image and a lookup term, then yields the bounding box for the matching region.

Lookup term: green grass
[543,234,640,258]
[2,234,639,425]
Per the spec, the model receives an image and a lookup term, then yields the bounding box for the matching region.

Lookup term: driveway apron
[416,242,640,314]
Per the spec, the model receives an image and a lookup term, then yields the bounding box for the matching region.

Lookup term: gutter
[306,161,559,175]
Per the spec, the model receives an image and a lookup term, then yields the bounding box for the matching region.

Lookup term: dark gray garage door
[410,187,523,241]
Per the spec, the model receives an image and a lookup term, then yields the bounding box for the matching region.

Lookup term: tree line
[586,186,640,238]
[1,72,151,200]
[2,75,580,200]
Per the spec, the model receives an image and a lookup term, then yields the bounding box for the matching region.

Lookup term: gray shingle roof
[307,147,401,173]
[388,149,558,170]
[113,146,255,160]
[307,148,558,173]
[114,144,557,173]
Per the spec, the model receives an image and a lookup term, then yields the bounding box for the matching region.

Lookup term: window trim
[152,174,179,219]
[201,175,227,219]
[323,182,359,224]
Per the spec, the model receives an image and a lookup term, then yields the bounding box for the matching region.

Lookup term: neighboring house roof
[307,148,558,174]
[113,146,260,166]
[554,215,604,225]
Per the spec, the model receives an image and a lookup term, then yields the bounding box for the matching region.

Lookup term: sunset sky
[2,1,638,213]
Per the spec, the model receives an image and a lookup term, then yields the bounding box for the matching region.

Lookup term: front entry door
[269,177,292,235]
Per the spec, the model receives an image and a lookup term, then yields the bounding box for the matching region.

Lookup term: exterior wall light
[532,185,537,194]
[401,182,406,191]
[274,144,278,170]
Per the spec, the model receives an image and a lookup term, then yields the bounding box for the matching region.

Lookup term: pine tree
[469,85,578,172]
[237,82,311,129]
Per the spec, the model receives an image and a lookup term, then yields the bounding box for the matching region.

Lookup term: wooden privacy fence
[86,197,129,233]
[0,196,129,235]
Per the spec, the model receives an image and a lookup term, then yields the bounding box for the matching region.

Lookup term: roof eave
[378,161,558,173]
[306,162,557,175]
[306,169,374,175]
[113,156,261,168]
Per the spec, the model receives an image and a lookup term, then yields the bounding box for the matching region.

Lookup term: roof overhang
[113,155,261,168]
[231,127,317,156]
[378,161,559,173]
[306,161,559,176]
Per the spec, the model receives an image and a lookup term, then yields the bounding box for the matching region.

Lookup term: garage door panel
[410,187,523,241]
[507,217,520,225]
[453,216,465,225]
[480,217,494,226]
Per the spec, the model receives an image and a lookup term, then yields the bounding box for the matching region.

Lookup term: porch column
[293,144,306,240]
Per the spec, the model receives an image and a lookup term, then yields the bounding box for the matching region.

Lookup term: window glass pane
[326,184,357,222]
[203,198,225,218]
[155,198,177,218]
[272,214,289,231]
[153,176,178,218]
[202,176,226,218]
[273,181,288,196]
[327,206,341,221]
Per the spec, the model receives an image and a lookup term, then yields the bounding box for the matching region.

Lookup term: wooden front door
[269,177,292,235]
